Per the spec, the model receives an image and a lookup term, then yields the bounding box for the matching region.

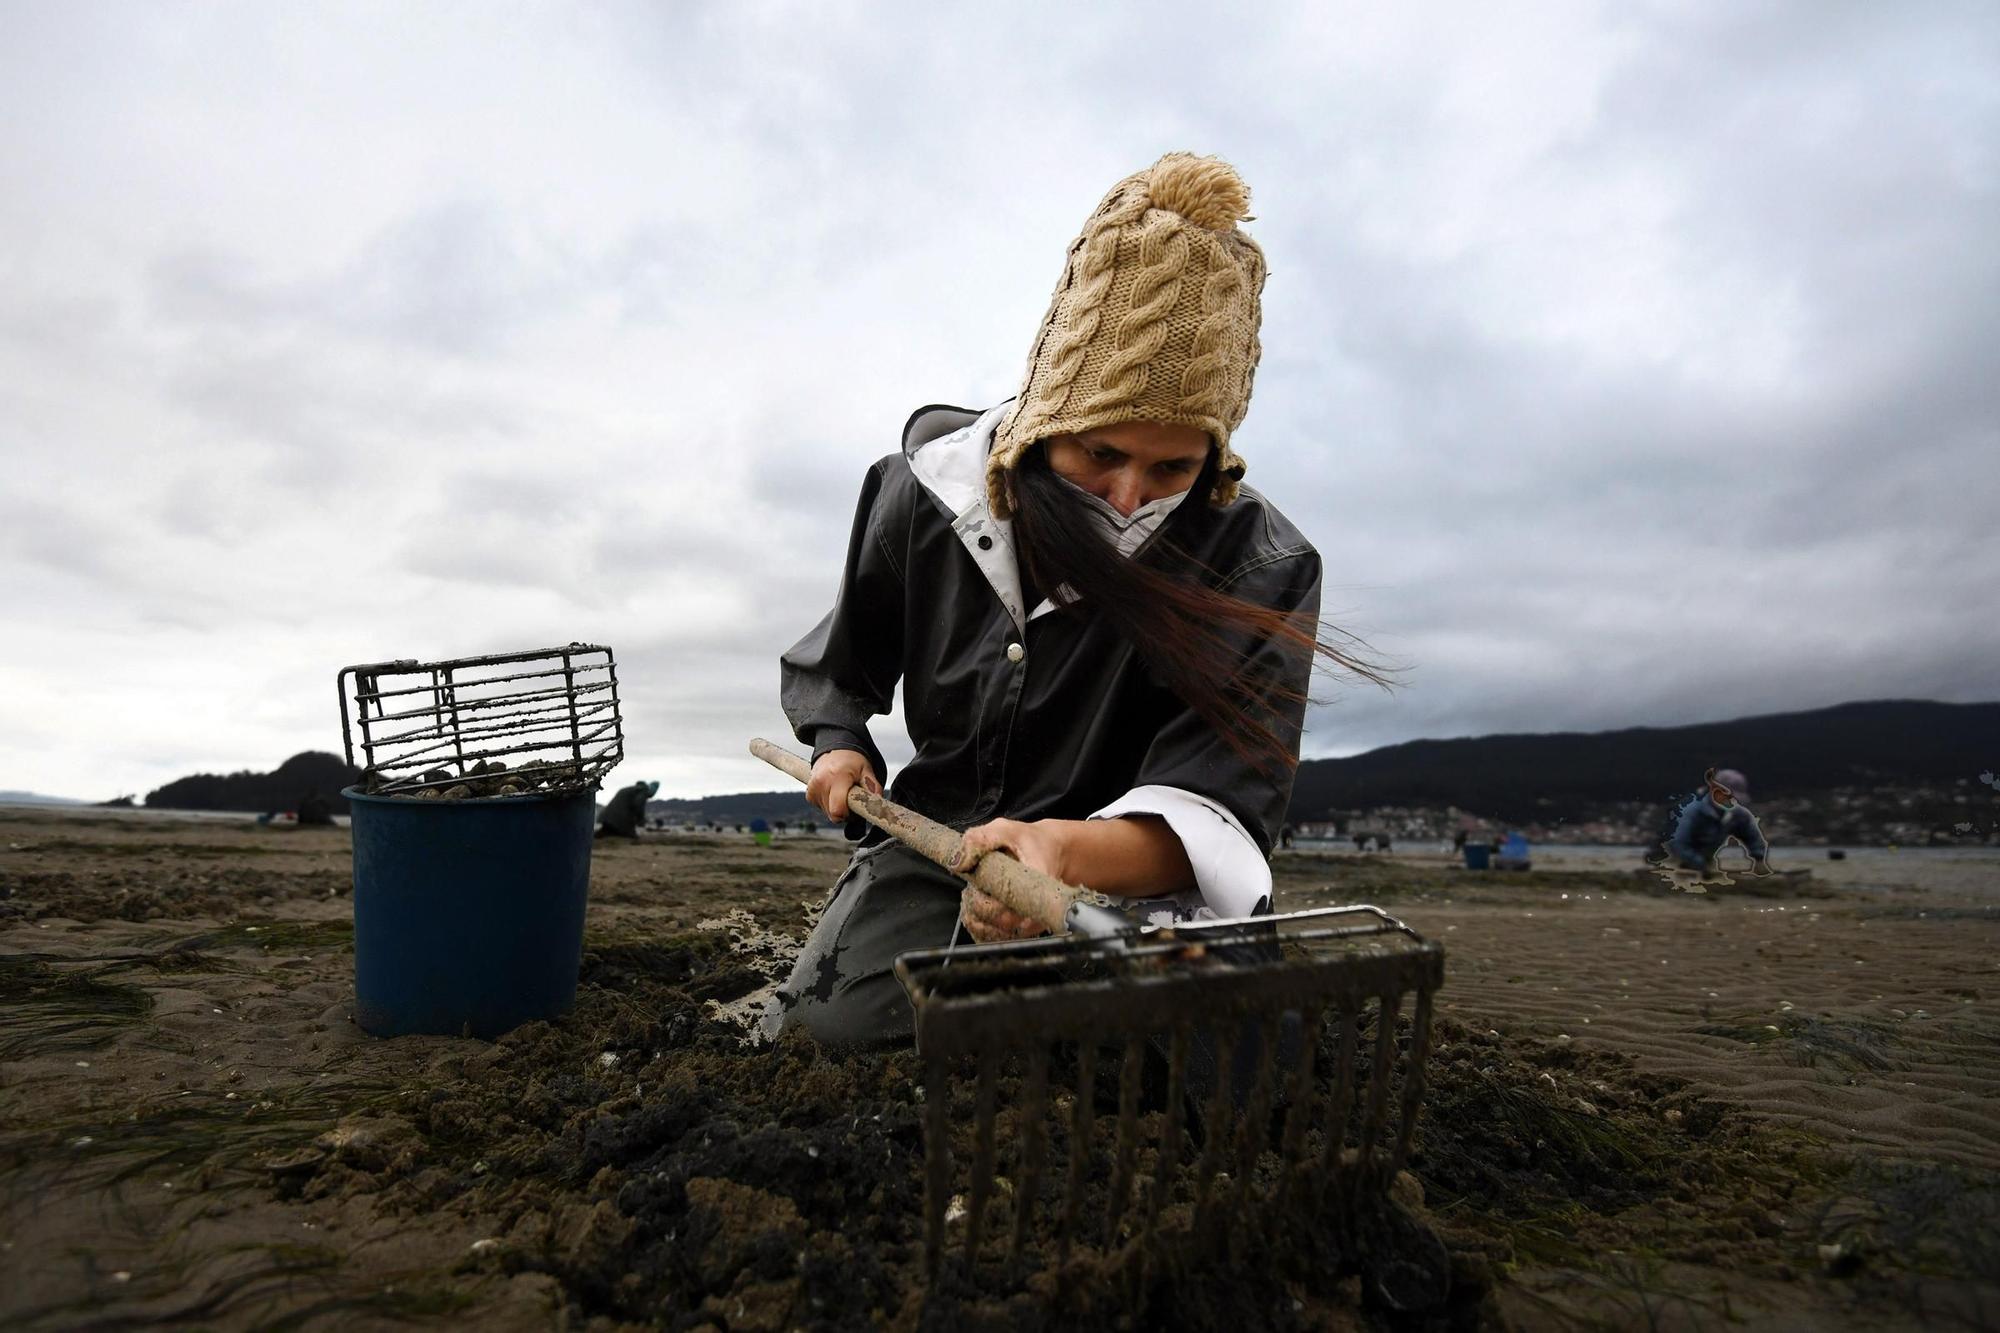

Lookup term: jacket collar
[905,401,1031,630]
[903,400,1187,632]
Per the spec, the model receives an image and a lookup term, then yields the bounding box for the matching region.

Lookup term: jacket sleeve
[779,458,907,783]
[1126,547,1322,859]
[1090,784,1273,918]
[1727,807,1770,859]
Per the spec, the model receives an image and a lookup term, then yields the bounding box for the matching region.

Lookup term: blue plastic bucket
[1463,844,1492,871]
[344,786,594,1038]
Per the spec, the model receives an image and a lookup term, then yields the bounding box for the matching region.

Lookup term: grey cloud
[399,525,582,598]
[0,495,135,582]
[150,201,593,357]
[4,2,1997,801]
[157,336,545,481]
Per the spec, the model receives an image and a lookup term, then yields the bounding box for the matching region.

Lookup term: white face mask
[1052,474,1193,553]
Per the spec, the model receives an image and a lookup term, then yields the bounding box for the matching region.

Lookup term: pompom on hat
[988,152,1268,519]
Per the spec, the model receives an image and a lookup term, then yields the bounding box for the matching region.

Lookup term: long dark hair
[1008,445,1393,774]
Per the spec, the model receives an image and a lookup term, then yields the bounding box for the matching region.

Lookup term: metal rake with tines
[750,739,1448,1302]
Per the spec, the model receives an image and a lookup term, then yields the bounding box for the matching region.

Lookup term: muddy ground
[2,807,1996,1330]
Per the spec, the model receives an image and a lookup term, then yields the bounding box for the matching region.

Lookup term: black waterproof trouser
[761,842,963,1050]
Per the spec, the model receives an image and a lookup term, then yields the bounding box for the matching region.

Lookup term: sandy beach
[3,806,1995,1329]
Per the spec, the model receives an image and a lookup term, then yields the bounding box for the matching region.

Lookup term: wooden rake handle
[749,738,1117,933]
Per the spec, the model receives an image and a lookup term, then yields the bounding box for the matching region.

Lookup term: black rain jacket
[780,403,1321,857]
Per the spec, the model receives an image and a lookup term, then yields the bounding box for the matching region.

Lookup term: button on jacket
[780,400,1322,917]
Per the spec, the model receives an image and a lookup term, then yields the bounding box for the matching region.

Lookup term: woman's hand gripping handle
[748,739,1123,938]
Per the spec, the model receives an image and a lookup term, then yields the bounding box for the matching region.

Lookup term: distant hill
[146,751,363,814]
[148,701,1982,826]
[646,700,1998,828]
[1285,698,2000,824]
[646,790,829,828]
[0,791,85,806]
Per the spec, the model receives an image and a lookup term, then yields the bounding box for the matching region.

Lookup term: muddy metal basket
[336,643,623,796]
[894,905,1446,1295]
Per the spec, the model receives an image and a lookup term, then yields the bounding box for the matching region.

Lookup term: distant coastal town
[1296,780,2000,848]
[641,779,2000,849]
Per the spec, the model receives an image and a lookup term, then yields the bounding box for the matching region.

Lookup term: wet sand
[2,807,1996,1329]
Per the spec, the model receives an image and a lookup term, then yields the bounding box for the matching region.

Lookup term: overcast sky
[3,2,1996,802]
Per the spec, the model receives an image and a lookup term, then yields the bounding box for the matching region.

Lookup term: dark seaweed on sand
[0,958,153,1060]
[1414,1021,1698,1222]
[1697,1013,1903,1073]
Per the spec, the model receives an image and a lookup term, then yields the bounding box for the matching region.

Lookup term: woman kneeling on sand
[764,152,1382,1050]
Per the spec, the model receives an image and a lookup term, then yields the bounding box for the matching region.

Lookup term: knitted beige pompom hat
[988,151,1268,519]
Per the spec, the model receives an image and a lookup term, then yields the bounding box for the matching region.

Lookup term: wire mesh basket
[337,643,624,798]
[894,905,1445,1285]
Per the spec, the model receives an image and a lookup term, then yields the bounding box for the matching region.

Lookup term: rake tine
[1104,1035,1146,1249]
[1010,1044,1051,1272]
[1319,1006,1360,1201]
[1358,991,1402,1184]
[1191,1020,1238,1228]
[1389,987,1436,1180]
[965,1046,1001,1265]
[1140,1024,1191,1251]
[1274,1004,1325,1209]
[923,1051,953,1281]
[1058,1042,1097,1266]
[1228,1014,1282,1235]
